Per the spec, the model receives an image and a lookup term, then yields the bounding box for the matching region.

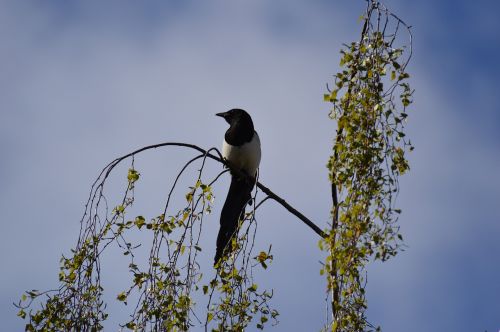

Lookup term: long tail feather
[214,176,253,265]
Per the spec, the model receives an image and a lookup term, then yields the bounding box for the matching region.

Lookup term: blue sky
[1,0,499,331]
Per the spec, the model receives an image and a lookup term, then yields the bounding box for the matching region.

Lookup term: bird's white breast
[222,132,261,177]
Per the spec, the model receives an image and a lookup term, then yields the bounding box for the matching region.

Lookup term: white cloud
[1,1,499,331]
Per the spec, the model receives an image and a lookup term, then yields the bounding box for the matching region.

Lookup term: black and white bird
[214,109,261,265]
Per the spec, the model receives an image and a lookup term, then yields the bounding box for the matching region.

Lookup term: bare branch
[88,141,326,239]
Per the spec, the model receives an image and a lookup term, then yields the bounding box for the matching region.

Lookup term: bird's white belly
[222,132,261,176]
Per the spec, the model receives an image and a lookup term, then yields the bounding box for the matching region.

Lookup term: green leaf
[17,309,26,319]
[125,322,136,329]
[117,292,127,302]
[399,72,410,79]
[134,216,146,229]
[257,251,268,262]
[127,168,140,183]
[114,205,125,215]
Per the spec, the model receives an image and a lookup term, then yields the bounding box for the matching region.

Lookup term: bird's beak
[215,112,227,118]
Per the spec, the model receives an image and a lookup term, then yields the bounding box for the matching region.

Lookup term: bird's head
[216,109,252,127]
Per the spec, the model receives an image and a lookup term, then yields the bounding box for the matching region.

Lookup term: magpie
[214,109,261,265]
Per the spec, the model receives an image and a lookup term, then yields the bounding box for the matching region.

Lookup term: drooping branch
[90,141,327,239]
[17,138,289,331]
[323,0,414,330]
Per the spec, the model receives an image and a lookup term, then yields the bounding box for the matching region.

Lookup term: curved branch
[95,141,327,239]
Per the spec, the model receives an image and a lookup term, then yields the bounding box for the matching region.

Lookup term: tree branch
[97,141,327,239]
[256,182,327,238]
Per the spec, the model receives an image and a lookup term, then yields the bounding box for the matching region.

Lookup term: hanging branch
[323,0,414,331]
[14,141,322,331]
[82,142,325,239]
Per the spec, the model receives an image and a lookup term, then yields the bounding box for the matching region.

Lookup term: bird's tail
[214,175,254,265]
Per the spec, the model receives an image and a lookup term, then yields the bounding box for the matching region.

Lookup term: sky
[1,0,499,331]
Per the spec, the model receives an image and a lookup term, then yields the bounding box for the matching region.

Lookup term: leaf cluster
[16,149,277,331]
[321,1,414,331]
